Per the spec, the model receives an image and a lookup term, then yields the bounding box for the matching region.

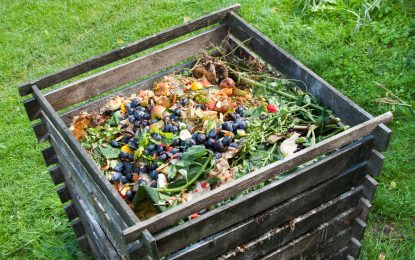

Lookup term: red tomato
[267,104,278,113]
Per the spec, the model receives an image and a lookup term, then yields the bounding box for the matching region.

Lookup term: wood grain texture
[32,85,159,257]
[60,61,194,125]
[18,4,240,96]
[71,193,121,259]
[123,112,392,242]
[24,24,228,120]
[50,133,127,255]
[216,187,361,260]
[227,11,392,152]
[294,228,351,260]
[48,165,65,185]
[166,169,365,260]
[31,86,139,226]
[152,137,373,257]
[261,208,356,260]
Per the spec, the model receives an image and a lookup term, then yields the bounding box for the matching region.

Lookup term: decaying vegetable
[73,45,348,221]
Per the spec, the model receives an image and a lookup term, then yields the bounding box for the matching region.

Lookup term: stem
[156,152,214,193]
[231,69,324,111]
[262,143,278,167]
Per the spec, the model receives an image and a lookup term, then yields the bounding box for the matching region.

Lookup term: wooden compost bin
[19,4,393,260]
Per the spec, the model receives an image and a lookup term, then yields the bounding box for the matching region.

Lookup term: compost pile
[71,46,348,220]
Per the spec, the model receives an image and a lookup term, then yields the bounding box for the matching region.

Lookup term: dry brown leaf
[69,114,93,140]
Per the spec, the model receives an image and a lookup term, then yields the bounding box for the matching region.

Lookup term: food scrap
[72,45,349,220]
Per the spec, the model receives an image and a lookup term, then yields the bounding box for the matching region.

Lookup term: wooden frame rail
[122,112,392,242]
[18,4,240,96]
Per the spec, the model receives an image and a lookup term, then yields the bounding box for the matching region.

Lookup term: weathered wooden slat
[48,165,65,185]
[152,137,373,257]
[63,203,78,221]
[226,11,392,152]
[71,219,86,238]
[363,174,378,200]
[76,235,91,252]
[294,228,351,260]
[351,217,366,241]
[367,149,385,177]
[31,86,139,226]
[24,25,228,121]
[71,193,121,259]
[32,120,49,143]
[167,169,364,259]
[261,209,356,259]
[60,61,195,125]
[123,112,392,242]
[41,146,58,166]
[23,97,41,122]
[32,85,155,256]
[328,246,349,260]
[348,237,362,258]
[358,198,372,220]
[18,4,240,96]
[56,185,72,204]
[215,187,362,260]
[49,133,127,255]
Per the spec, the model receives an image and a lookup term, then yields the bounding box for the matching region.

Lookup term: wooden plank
[23,97,41,122]
[123,112,392,242]
[367,149,385,177]
[226,12,392,152]
[351,217,366,241]
[166,170,365,260]
[56,185,72,204]
[32,85,156,256]
[41,146,58,166]
[261,209,356,260]
[76,235,91,252]
[71,219,86,237]
[348,237,362,258]
[48,165,65,185]
[71,193,121,259]
[294,228,351,260]
[358,198,372,220]
[60,61,194,125]
[32,120,49,143]
[152,137,373,256]
[363,174,378,200]
[18,4,240,96]
[24,24,228,120]
[215,187,361,260]
[31,86,139,226]
[64,203,78,221]
[50,133,128,255]
[328,246,349,260]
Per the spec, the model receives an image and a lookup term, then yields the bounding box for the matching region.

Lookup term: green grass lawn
[0,0,414,259]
